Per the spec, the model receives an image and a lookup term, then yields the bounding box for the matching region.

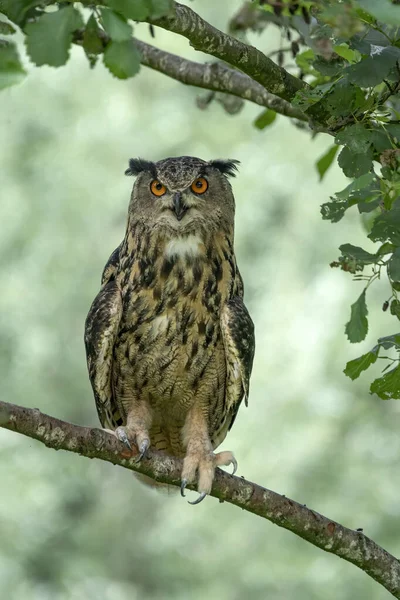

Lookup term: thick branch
[146,2,306,102]
[135,39,308,122]
[1,400,400,598]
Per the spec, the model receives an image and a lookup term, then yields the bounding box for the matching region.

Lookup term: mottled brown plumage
[85,156,255,503]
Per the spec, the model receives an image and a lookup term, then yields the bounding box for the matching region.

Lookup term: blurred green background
[1,2,400,599]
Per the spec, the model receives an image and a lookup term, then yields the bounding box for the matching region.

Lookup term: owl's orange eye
[191,177,208,194]
[150,180,167,196]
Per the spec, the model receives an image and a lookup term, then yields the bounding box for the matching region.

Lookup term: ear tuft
[209,159,240,178]
[125,158,157,177]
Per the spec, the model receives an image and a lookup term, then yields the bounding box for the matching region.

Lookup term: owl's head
[125,156,239,236]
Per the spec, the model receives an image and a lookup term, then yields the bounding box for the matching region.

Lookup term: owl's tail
[133,427,181,495]
[134,473,178,496]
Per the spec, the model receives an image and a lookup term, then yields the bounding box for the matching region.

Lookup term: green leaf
[0,0,43,26]
[295,48,315,73]
[316,144,338,181]
[355,27,396,49]
[100,7,133,42]
[388,247,400,281]
[376,242,396,256]
[321,173,377,222]
[339,243,378,265]
[345,289,368,343]
[370,364,400,400]
[344,59,381,88]
[370,128,392,152]
[386,124,400,142]
[357,0,400,26]
[148,0,174,18]
[336,173,376,199]
[333,43,358,63]
[0,20,16,34]
[344,47,400,87]
[291,82,333,110]
[103,39,141,79]
[325,81,367,118]
[313,57,343,76]
[357,197,381,215]
[104,0,150,20]
[335,123,372,154]
[369,206,400,244]
[0,40,26,90]
[344,347,379,380]
[390,299,400,320]
[321,198,353,222]
[104,0,174,20]
[355,6,376,24]
[253,109,277,130]
[83,14,104,56]
[25,6,84,67]
[377,333,400,349]
[338,146,373,178]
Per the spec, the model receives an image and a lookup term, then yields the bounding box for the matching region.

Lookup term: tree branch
[1,399,400,598]
[145,2,306,102]
[135,39,309,122]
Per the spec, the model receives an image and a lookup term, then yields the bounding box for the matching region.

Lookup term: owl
[84,156,255,504]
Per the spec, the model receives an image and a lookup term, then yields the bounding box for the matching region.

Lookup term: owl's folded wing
[84,248,123,429]
[101,245,121,285]
[220,295,255,423]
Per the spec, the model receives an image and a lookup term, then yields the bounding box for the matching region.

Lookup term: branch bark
[135,39,309,121]
[146,2,305,103]
[1,399,400,598]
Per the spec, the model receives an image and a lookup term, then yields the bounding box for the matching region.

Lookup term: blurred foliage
[249,1,400,396]
[1,1,400,599]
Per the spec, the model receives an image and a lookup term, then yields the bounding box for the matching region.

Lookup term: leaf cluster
[272,1,400,400]
[0,0,174,83]
[247,1,400,399]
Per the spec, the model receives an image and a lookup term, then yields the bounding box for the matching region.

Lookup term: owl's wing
[220,294,255,426]
[101,245,120,284]
[84,246,123,429]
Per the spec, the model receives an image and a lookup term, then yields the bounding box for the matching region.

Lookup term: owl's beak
[172,192,188,221]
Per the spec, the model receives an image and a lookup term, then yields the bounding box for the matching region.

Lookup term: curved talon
[231,457,238,476]
[115,427,132,450]
[135,439,150,462]
[180,479,187,497]
[188,492,207,505]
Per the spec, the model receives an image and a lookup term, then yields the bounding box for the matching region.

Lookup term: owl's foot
[114,426,132,450]
[180,450,237,505]
[105,426,150,461]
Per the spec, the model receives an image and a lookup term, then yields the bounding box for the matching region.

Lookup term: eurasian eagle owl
[84,156,255,504]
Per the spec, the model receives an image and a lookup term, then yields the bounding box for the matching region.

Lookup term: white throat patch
[165,235,202,259]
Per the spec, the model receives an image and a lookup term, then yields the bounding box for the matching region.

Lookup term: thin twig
[134,39,309,121]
